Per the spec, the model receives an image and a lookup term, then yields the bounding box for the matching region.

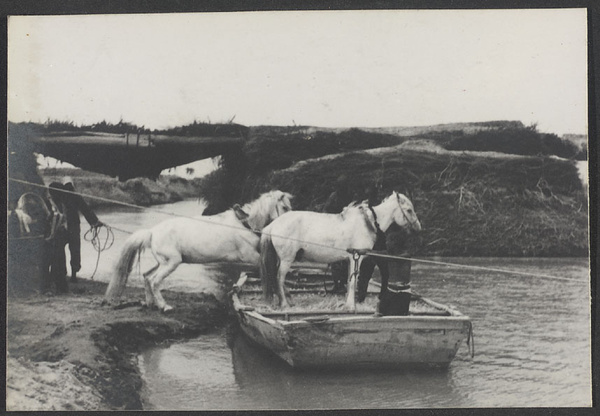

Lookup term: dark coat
[62,183,99,232]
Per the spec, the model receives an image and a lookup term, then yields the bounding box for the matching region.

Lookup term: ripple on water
[132,255,590,409]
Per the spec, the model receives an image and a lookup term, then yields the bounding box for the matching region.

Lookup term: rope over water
[9,177,588,284]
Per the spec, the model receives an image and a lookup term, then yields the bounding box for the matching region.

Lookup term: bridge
[29,130,246,180]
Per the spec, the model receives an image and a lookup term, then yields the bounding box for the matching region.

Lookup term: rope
[358,250,587,283]
[9,177,358,252]
[83,224,115,280]
[9,177,587,284]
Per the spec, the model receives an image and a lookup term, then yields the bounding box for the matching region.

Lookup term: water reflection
[140,326,460,410]
[228,328,459,409]
[139,257,591,409]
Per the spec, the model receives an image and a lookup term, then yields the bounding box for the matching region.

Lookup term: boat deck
[236,271,461,319]
[231,269,472,369]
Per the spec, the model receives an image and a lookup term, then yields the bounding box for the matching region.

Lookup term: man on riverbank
[47,179,103,292]
[61,177,103,283]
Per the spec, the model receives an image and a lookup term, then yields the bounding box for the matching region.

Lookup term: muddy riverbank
[6,279,229,411]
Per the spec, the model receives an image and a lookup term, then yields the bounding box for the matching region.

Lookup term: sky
[8,9,588,136]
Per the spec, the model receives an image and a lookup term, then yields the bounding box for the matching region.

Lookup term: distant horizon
[9,118,588,137]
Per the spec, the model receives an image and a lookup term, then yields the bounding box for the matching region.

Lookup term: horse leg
[148,258,181,312]
[344,255,363,311]
[277,260,294,308]
[142,264,159,308]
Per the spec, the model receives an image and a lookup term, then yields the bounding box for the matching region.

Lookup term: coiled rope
[83,223,115,280]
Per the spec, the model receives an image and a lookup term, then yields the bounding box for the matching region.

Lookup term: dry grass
[242,147,588,257]
[240,289,439,316]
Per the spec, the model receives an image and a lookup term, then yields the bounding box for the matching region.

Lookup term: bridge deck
[31,132,245,180]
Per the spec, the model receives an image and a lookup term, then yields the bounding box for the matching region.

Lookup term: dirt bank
[6,279,229,411]
[40,168,205,208]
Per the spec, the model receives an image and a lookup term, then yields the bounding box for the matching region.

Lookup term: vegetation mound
[212,147,588,257]
[198,123,588,253]
[421,125,586,160]
[243,128,404,174]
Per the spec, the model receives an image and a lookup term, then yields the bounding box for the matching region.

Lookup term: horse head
[15,193,51,236]
[374,191,421,234]
[392,191,421,233]
[17,193,51,222]
[244,190,293,231]
[270,190,293,221]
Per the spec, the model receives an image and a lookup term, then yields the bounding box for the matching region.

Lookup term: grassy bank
[40,168,204,208]
[199,140,588,257]
[268,149,588,257]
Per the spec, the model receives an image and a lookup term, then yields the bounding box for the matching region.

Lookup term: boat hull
[236,309,471,369]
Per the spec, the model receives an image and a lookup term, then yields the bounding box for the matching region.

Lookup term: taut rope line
[9,177,588,284]
[360,250,587,283]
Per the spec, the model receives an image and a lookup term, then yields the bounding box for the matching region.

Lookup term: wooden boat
[231,266,473,370]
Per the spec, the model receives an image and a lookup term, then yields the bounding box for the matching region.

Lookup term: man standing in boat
[356,186,419,315]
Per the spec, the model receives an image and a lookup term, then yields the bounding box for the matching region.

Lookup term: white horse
[105,190,293,311]
[260,191,421,310]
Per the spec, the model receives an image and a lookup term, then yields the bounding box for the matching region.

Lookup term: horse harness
[367,205,383,235]
[233,208,262,237]
[395,193,419,230]
[240,218,262,237]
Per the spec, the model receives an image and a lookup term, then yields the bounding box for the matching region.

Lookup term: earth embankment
[6,280,228,410]
[199,124,588,257]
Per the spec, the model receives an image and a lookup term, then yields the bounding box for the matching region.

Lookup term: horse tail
[105,229,152,302]
[259,232,279,302]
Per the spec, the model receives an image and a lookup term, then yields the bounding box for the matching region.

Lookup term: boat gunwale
[231,292,471,328]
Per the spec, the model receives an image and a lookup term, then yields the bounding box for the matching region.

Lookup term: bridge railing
[125,132,154,147]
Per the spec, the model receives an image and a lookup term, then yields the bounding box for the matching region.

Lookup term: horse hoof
[162,305,174,313]
[141,302,159,311]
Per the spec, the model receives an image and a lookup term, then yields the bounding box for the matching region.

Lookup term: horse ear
[232,204,249,221]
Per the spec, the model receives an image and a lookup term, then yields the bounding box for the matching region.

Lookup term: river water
[80,200,591,409]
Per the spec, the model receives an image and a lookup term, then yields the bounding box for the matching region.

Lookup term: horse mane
[337,201,378,233]
[339,201,357,218]
[340,200,367,218]
[241,190,292,231]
